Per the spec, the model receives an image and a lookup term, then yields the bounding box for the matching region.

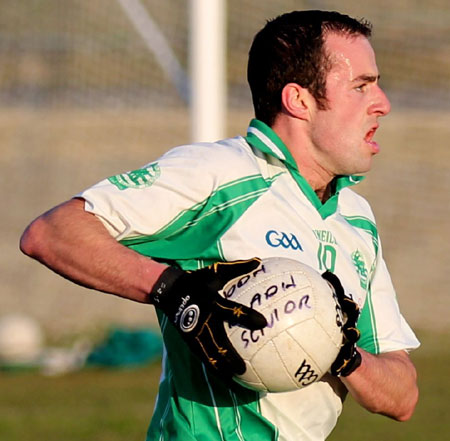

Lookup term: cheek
[318,118,347,146]
[311,107,361,152]
[313,113,338,137]
[333,112,364,144]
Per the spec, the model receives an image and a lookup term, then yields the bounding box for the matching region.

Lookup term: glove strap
[147,266,184,306]
[337,349,362,377]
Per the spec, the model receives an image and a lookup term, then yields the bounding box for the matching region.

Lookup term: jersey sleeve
[80,139,259,239]
[78,143,217,241]
[357,238,420,354]
[76,138,268,266]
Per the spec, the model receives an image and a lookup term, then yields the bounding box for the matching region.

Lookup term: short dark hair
[247,10,372,126]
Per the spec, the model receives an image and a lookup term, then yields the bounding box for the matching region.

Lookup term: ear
[280,83,313,121]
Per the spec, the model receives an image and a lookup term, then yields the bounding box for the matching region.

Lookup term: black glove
[321,271,362,377]
[148,258,267,378]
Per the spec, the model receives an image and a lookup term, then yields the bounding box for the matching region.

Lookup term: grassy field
[0,330,448,441]
[0,363,161,441]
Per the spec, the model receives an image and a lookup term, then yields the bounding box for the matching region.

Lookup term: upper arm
[20,197,113,259]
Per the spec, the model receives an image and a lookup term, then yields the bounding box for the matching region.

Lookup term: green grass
[0,363,161,441]
[0,330,448,441]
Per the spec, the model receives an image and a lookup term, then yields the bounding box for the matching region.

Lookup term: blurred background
[0,1,449,440]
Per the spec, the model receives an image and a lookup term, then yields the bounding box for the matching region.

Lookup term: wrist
[147,265,184,306]
[340,348,362,377]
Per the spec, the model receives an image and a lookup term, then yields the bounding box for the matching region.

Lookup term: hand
[148,258,267,378]
[321,271,362,377]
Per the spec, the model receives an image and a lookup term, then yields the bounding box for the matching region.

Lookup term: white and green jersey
[79,119,419,441]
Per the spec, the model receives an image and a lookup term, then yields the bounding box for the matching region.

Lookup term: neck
[316,183,333,203]
[271,118,335,202]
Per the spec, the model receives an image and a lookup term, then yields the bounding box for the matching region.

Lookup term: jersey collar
[245,118,364,219]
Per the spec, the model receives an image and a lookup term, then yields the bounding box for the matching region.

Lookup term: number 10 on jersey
[317,243,336,272]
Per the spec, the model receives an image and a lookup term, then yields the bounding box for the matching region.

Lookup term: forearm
[20,198,167,302]
[341,349,418,421]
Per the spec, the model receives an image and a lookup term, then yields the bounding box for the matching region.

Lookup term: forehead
[324,32,378,79]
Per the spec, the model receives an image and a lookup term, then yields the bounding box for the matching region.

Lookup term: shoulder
[138,136,271,200]
[158,136,261,177]
[79,136,265,239]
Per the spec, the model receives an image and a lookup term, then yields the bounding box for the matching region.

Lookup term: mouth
[364,125,380,153]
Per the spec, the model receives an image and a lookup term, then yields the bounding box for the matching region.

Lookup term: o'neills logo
[174,295,190,324]
[180,305,200,332]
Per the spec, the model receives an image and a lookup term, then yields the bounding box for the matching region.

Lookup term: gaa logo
[266,230,303,252]
[180,305,200,332]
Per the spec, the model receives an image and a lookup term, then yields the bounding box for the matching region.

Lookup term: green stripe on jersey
[343,215,379,255]
[357,286,380,354]
[343,215,380,353]
[120,173,280,266]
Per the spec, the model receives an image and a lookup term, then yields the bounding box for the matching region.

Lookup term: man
[20,10,419,441]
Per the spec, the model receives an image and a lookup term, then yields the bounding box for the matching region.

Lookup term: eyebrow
[352,74,380,83]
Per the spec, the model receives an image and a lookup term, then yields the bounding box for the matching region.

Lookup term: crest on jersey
[108,163,161,190]
[351,250,368,290]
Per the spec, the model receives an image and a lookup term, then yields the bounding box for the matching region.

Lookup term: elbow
[349,349,419,422]
[20,225,34,257]
[373,382,419,422]
[360,371,419,422]
[393,406,416,423]
[395,360,419,422]
[20,217,47,259]
[394,384,419,422]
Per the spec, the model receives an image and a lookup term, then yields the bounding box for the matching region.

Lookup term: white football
[0,314,44,364]
[222,257,344,393]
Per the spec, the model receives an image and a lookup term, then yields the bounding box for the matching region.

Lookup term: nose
[369,86,391,116]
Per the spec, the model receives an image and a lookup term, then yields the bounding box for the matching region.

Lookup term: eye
[355,83,367,93]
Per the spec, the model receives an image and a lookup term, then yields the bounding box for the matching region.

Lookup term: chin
[355,157,374,174]
[347,163,372,176]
